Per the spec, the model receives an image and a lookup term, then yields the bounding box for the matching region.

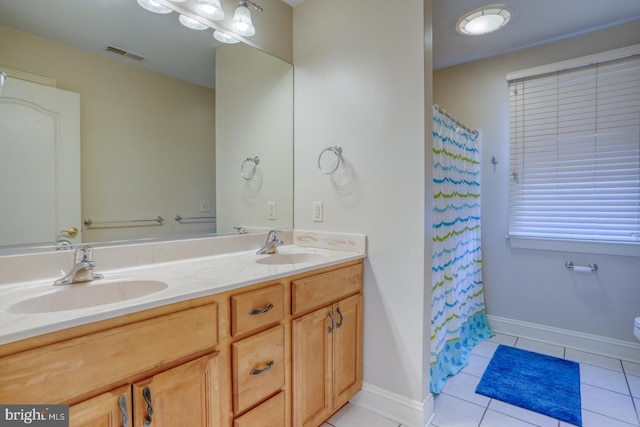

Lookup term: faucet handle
[74,245,94,263]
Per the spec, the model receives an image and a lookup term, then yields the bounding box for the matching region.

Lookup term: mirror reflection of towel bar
[83,216,164,228]
[174,215,216,223]
[564,261,598,272]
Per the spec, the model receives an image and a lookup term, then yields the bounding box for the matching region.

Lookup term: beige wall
[0,24,216,243]
[434,20,640,347]
[293,0,433,425]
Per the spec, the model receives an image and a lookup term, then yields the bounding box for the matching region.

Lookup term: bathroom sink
[255,249,331,265]
[7,279,168,314]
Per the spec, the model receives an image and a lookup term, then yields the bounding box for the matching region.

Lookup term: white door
[0,77,81,247]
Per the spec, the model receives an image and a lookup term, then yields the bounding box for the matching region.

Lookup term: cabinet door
[292,307,333,427]
[332,294,363,409]
[70,385,131,427]
[132,353,221,427]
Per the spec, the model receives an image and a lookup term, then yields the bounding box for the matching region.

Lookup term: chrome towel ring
[241,156,260,180]
[318,145,343,175]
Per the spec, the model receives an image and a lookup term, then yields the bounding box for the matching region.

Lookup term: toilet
[635,317,640,341]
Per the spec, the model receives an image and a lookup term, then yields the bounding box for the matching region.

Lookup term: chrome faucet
[256,230,283,255]
[54,246,103,285]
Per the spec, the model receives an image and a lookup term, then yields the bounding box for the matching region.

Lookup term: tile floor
[322,333,640,427]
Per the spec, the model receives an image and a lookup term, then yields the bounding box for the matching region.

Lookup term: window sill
[507,236,640,258]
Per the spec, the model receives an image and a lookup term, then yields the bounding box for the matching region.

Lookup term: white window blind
[508,53,640,243]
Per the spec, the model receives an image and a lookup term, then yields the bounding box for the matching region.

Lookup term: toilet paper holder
[564,261,598,272]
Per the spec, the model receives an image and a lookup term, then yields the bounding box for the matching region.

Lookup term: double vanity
[0,231,366,427]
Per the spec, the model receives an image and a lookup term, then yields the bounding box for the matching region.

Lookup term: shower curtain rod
[433,104,479,138]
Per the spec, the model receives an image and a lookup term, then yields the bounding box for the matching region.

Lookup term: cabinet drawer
[233,391,285,427]
[231,283,284,337]
[232,325,285,415]
[292,263,363,315]
[0,303,218,405]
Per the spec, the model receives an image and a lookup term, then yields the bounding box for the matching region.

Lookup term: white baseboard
[488,315,640,364]
[349,382,435,427]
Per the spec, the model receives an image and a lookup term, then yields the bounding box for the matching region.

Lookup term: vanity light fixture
[179,14,209,30]
[194,0,225,21]
[456,5,512,36]
[230,1,263,37]
[214,30,240,44]
[136,0,172,14]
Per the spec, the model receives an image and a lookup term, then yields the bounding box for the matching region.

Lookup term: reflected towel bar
[84,216,164,228]
[174,215,217,223]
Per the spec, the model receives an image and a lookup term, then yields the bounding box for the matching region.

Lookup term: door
[0,76,81,247]
[132,353,222,427]
[292,307,333,427]
[332,294,363,409]
[69,385,132,427]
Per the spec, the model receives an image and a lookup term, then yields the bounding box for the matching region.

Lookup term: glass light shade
[169,0,187,2]
[230,5,255,37]
[456,6,511,35]
[137,0,172,14]
[213,30,240,44]
[179,14,208,30]
[194,0,225,21]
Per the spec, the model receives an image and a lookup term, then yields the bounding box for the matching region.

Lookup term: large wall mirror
[0,0,293,255]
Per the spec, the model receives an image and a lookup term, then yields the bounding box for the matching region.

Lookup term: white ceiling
[0,0,639,88]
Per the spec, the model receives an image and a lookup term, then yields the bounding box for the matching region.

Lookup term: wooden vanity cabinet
[291,264,364,427]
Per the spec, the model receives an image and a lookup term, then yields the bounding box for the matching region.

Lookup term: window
[508,47,640,245]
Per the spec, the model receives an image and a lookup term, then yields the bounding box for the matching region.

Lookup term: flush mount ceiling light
[194,0,225,21]
[230,1,263,37]
[136,0,172,14]
[456,5,512,36]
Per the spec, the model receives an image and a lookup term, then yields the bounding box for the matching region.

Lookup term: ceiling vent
[104,45,147,62]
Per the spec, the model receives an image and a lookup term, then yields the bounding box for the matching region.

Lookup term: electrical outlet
[313,201,323,222]
[268,201,277,220]
[200,200,211,212]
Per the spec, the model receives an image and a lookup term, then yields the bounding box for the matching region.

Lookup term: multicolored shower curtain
[430,106,493,394]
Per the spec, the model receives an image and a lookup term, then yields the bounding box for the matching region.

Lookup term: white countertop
[0,245,365,345]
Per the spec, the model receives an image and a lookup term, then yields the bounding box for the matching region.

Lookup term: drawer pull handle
[250,360,275,376]
[249,303,274,316]
[143,386,154,426]
[328,309,336,333]
[336,306,344,330]
[118,395,129,427]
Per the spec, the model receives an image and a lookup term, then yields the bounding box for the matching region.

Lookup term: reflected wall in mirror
[0,0,293,255]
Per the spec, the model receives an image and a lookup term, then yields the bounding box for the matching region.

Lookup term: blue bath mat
[476,345,582,426]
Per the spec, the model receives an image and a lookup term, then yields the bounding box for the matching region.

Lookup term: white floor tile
[581,383,638,425]
[627,374,640,398]
[470,340,500,359]
[580,363,630,394]
[480,409,540,427]
[514,338,565,358]
[488,399,558,427]
[486,333,517,346]
[624,361,640,377]
[326,403,400,427]
[565,348,623,371]
[441,371,490,407]
[566,409,640,427]
[432,393,486,427]
[460,353,491,378]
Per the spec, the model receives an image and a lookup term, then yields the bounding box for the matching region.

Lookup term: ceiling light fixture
[214,30,240,44]
[194,0,225,21]
[456,5,512,36]
[230,1,263,37]
[136,0,172,14]
[179,14,208,30]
